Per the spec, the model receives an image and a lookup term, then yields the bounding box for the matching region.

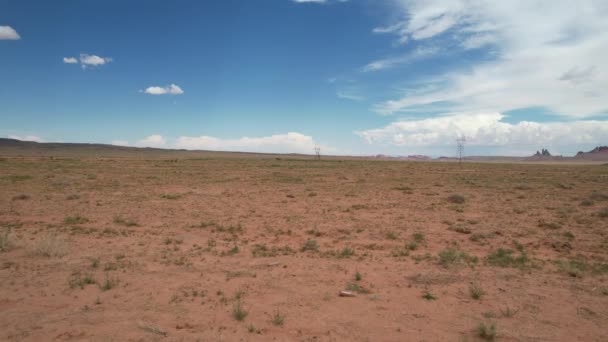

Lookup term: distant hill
[575,146,608,161]
[2,138,607,163]
[0,138,361,161]
[0,138,171,156]
[0,138,313,159]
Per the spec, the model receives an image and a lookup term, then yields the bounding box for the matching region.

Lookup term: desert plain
[1,150,607,341]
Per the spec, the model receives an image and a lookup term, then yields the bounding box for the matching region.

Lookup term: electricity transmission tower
[456,135,466,164]
[314,145,321,160]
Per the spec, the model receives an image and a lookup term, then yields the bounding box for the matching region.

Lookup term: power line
[314,145,321,160]
[456,136,466,164]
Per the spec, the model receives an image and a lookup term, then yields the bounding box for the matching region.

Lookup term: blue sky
[1,0,607,156]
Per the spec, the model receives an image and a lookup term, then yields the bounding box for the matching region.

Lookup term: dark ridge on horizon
[0,138,326,159]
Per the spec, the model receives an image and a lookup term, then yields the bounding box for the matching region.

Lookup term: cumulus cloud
[79,53,112,67]
[136,135,166,148]
[63,53,112,68]
[8,134,44,142]
[143,84,184,95]
[0,26,20,40]
[370,0,608,117]
[175,132,332,154]
[356,112,608,150]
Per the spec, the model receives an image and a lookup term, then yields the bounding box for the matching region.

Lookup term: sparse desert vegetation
[32,233,68,257]
[1,153,607,341]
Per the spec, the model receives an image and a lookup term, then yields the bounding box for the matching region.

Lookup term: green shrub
[486,248,529,269]
[300,239,319,252]
[438,248,478,267]
[64,216,89,225]
[232,301,248,321]
[476,321,496,341]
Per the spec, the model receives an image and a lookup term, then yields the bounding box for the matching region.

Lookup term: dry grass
[0,229,15,252]
[137,320,168,336]
[476,321,497,341]
[32,234,68,257]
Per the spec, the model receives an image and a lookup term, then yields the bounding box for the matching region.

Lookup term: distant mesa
[577,146,608,156]
[528,146,608,161]
[528,148,564,160]
[534,148,552,157]
[575,146,608,160]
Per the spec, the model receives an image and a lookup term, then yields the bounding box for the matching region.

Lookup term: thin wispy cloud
[0,26,20,40]
[142,84,184,95]
[362,46,440,72]
[369,0,608,118]
[337,91,364,101]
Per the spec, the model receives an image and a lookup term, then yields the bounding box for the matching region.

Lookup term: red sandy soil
[1,155,607,341]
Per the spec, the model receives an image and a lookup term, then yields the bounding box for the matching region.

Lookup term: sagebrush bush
[33,234,67,257]
[0,229,14,252]
[447,194,465,204]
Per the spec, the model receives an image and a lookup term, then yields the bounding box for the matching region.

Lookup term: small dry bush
[0,229,15,252]
[447,194,465,204]
[476,321,496,341]
[33,234,67,257]
[137,320,168,337]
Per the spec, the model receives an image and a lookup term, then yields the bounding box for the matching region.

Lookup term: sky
[1,0,607,157]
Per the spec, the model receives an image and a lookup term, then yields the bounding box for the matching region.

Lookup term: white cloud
[337,91,364,101]
[0,26,20,40]
[363,46,439,72]
[357,112,608,149]
[111,140,129,146]
[136,135,166,148]
[175,132,333,154]
[79,53,112,68]
[8,134,43,142]
[143,84,184,95]
[63,53,112,68]
[370,0,608,117]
